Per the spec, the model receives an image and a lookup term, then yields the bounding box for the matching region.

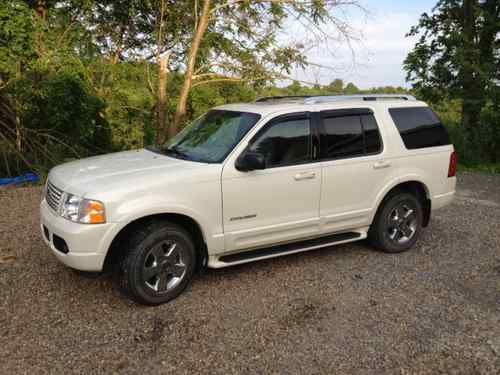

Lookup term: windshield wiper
[160,145,210,163]
[163,146,189,160]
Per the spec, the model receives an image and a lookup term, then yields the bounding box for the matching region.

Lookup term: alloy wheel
[386,202,418,245]
[142,240,187,294]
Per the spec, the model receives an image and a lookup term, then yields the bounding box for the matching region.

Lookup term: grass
[458,163,500,174]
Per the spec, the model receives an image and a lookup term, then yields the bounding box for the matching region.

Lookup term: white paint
[40,98,456,271]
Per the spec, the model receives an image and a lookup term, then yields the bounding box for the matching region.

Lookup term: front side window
[161,110,261,163]
[248,116,311,168]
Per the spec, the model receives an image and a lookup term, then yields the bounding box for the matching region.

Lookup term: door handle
[294,172,316,181]
[373,160,391,170]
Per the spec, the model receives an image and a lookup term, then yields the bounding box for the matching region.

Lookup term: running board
[215,231,362,267]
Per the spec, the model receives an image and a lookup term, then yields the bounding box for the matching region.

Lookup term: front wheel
[116,221,196,305]
[368,193,423,253]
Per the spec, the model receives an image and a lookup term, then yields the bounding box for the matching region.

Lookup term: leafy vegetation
[0,0,366,176]
[405,0,500,170]
[0,0,498,177]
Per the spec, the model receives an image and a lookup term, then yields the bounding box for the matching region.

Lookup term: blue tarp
[0,173,40,186]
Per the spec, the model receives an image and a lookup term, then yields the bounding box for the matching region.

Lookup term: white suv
[40,95,456,305]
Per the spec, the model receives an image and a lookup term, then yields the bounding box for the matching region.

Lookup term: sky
[288,0,437,89]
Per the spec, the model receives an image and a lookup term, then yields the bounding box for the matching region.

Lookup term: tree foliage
[0,0,394,177]
[405,0,500,164]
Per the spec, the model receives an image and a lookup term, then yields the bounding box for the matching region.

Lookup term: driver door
[221,112,322,252]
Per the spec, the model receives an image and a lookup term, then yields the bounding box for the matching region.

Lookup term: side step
[217,231,362,265]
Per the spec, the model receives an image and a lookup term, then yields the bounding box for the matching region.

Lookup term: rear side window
[322,116,365,159]
[389,107,451,150]
[321,112,382,160]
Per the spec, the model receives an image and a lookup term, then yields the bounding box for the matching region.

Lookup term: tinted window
[322,116,365,159]
[389,107,451,149]
[361,114,382,154]
[249,117,311,167]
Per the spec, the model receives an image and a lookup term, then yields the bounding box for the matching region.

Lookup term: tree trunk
[169,0,212,139]
[14,61,23,153]
[156,55,170,145]
[15,116,22,153]
[35,0,48,57]
[460,0,482,161]
[36,0,48,20]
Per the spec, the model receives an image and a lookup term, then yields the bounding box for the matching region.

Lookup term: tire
[116,220,196,305]
[368,192,423,253]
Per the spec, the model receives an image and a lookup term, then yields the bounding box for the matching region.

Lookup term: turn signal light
[80,200,106,224]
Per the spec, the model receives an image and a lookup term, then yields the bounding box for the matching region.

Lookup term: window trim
[237,111,315,170]
[360,113,384,156]
[320,108,374,118]
[318,108,384,162]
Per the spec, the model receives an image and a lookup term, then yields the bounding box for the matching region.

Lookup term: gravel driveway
[1,172,499,374]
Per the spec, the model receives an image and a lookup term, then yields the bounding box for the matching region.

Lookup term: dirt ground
[1,172,499,374]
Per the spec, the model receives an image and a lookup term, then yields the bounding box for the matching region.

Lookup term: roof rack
[255,94,416,104]
[255,95,312,102]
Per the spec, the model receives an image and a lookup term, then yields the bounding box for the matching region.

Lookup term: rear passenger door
[318,109,392,233]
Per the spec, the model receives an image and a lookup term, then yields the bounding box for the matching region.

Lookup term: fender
[397,174,432,197]
[369,174,431,223]
[99,196,223,257]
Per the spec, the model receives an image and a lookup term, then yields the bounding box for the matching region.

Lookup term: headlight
[60,193,106,224]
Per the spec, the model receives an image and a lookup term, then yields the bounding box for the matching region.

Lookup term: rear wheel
[368,192,423,253]
[116,221,196,305]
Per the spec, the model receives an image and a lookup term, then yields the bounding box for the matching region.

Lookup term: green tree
[88,0,194,144]
[0,0,111,175]
[0,1,35,84]
[0,0,367,176]
[286,81,304,95]
[404,0,500,161]
[344,82,359,94]
[168,0,363,137]
[326,78,344,94]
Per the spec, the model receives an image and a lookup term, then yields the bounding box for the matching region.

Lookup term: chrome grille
[46,181,63,212]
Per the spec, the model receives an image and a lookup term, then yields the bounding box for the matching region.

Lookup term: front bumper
[40,199,116,271]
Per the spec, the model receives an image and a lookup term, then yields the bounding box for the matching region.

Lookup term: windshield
[161,110,261,163]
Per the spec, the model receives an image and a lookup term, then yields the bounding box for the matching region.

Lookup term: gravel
[1,172,499,374]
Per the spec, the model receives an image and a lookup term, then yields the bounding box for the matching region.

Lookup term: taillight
[448,151,457,177]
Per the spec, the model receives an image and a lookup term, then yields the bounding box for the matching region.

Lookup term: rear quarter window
[389,107,451,150]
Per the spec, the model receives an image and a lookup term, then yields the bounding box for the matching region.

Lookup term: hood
[48,149,210,198]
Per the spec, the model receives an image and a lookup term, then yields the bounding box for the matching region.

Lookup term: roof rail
[255,95,311,102]
[304,94,416,104]
[255,94,416,104]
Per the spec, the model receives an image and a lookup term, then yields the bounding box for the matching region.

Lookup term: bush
[434,99,500,171]
[0,67,111,177]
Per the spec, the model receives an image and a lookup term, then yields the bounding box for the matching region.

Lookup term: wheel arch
[372,179,432,227]
[103,213,209,273]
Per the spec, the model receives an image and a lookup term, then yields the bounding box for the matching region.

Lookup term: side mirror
[236,151,266,172]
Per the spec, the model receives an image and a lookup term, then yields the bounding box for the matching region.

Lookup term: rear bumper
[432,191,455,210]
[40,200,116,271]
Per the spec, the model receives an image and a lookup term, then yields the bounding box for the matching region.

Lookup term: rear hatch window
[389,107,451,150]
